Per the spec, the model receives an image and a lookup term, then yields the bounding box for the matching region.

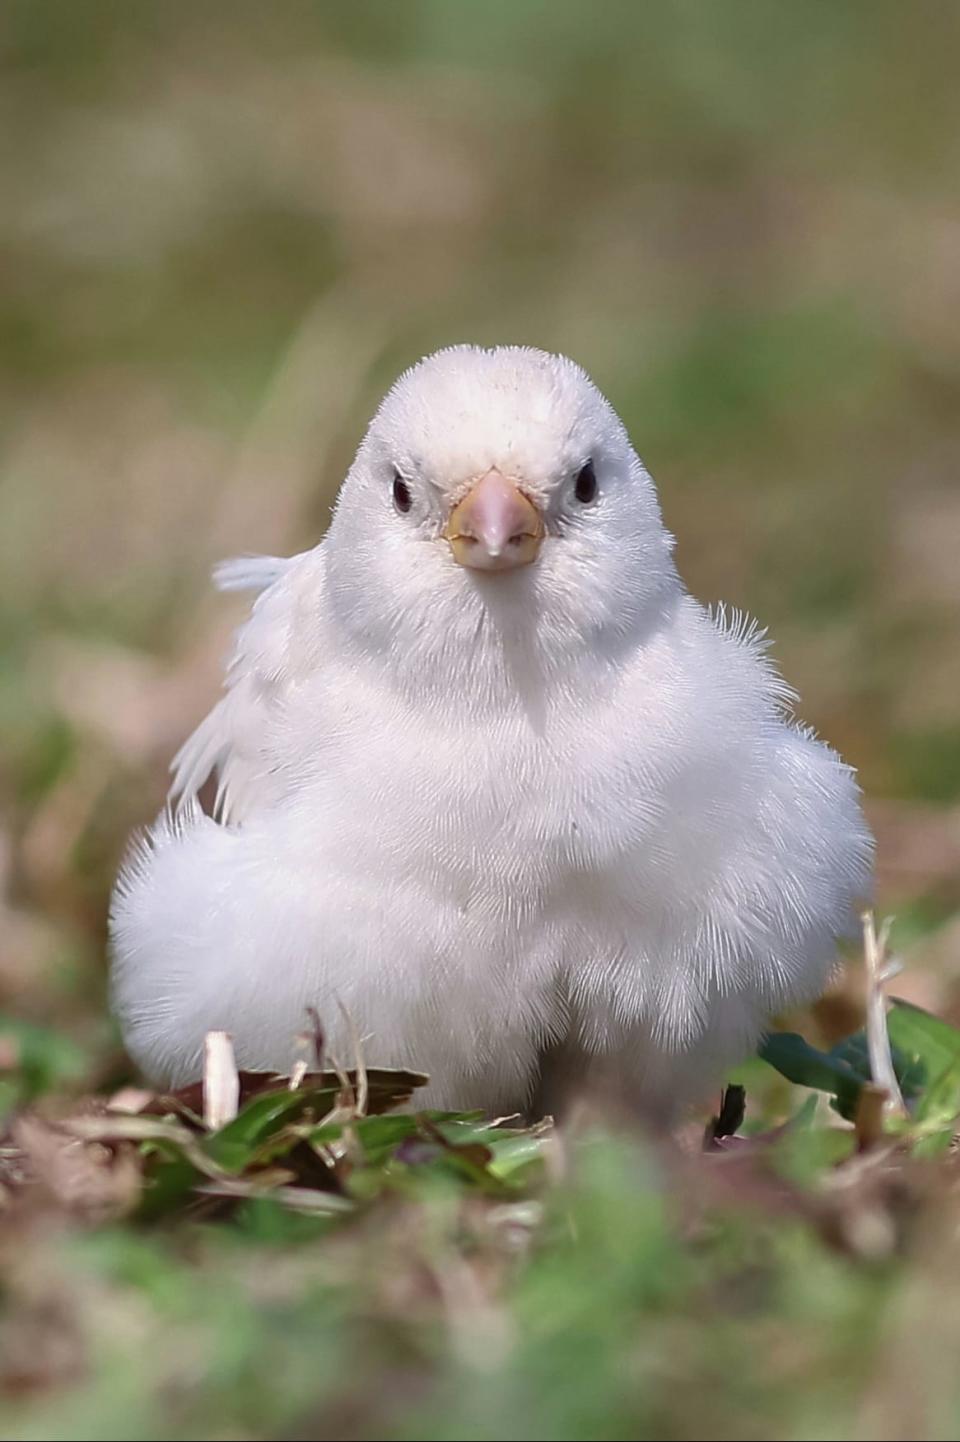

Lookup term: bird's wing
[170,549,321,824]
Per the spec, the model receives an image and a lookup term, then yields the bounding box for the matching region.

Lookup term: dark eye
[574,461,598,505]
[392,470,412,513]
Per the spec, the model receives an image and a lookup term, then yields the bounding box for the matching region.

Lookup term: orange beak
[443,470,544,572]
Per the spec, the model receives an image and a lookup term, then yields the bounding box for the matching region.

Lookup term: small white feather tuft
[708,601,799,714]
[213,554,289,593]
[111,797,204,906]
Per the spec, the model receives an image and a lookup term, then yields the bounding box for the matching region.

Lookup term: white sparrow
[110,345,873,1119]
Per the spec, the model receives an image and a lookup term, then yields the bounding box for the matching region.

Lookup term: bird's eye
[574,461,598,505]
[392,471,412,513]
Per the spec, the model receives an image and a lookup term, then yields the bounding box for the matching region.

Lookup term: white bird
[110,345,873,1120]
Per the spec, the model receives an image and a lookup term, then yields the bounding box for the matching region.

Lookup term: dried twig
[862,911,906,1116]
[853,1083,889,1151]
[336,998,368,1119]
[303,1007,326,1072]
[202,1031,240,1131]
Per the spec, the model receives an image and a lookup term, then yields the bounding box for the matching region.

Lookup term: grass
[5,923,960,1440]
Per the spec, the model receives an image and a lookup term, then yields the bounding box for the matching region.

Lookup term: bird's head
[326,346,679,701]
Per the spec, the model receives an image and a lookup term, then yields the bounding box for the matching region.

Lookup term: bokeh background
[3,2,960,1071]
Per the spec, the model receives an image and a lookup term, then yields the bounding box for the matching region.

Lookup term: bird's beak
[443,470,544,572]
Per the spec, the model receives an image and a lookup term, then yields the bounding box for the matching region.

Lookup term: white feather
[169,551,317,822]
[213,554,288,594]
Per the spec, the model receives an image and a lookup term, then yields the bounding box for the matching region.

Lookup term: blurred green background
[5,8,960,1442]
[3,2,960,1060]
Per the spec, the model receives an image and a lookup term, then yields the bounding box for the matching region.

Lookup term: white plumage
[110,345,873,1118]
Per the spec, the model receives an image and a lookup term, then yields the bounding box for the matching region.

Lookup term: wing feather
[170,549,319,823]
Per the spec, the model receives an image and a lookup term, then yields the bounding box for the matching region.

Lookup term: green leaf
[201,1069,431,1173]
[887,999,960,1090]
[207,1100,331,1170]
[759,1013,936,1122]
[827,1028,927,1105]
[200,1067,429,1173]
[911,1054,960,1158]
[137,1153,202,1222]
[350,1113,421,1163]
[484,1129,551,1181]
[758,1032,863,1119]
[891,1005,960,1156]
[425,1118,552,1181]
[203,1083,347,1172]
